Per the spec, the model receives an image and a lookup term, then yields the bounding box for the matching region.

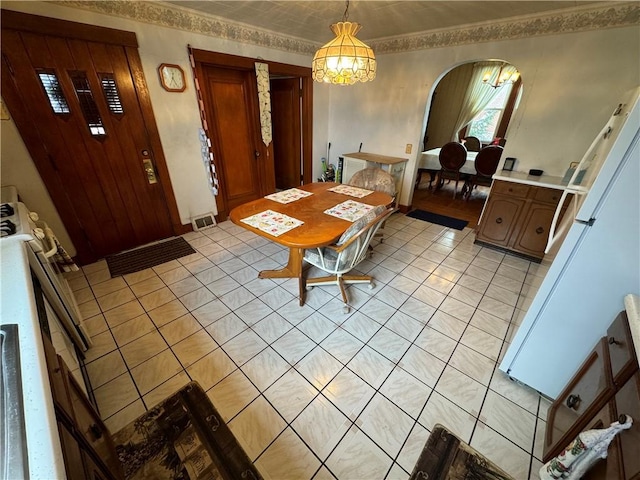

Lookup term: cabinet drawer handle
[89,423,103,439]
[495,217,503,224]
[566,394,581,410]
[608,336,621,346]
[536,227,544,234]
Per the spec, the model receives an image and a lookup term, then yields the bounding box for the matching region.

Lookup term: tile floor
[68,214,553,480]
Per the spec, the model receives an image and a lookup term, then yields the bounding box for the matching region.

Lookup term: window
[467,84,513,143]
[99,74,124,115]
[69,72,106,136]
[37,70,70,114]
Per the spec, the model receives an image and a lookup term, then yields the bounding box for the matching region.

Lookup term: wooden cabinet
[476,180,566,260]
[544,311,639,479]
[42,334,123,479]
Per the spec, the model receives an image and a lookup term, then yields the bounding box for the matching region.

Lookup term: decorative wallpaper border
[54,1,639,55]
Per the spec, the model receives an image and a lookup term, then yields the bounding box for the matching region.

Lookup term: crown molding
[53,1,639,55]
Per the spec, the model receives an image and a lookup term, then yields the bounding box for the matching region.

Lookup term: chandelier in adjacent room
[311,0,376,85]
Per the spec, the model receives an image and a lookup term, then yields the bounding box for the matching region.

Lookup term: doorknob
[142,158,158,184]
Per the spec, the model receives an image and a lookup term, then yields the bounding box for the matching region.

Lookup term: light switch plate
[405,144,412,154]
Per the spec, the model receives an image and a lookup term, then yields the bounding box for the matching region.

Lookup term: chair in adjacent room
[464,145,503,199]
[348,168,396,244]
[304,206,395,313]
[437,141,468,198]
[463,136,481,152]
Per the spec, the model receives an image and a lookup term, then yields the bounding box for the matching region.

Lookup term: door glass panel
[37,70,70,114]
[99,74,124,115]
[69,71,106,136]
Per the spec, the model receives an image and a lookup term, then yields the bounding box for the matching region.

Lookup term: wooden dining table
[229,182,393,306]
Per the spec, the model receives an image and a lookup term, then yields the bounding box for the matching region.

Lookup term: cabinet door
[511,202,555,258]
[476,195,526,247]
[58,420,88,480]
[544,339,614,461]
[582,401,624,480]
[607,311,637,387]
[615,371,640,480]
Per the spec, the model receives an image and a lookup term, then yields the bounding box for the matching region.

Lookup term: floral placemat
[324,200,374,222]
[241,210,303,237]
[328,184,373,198]
[264,188,313,204]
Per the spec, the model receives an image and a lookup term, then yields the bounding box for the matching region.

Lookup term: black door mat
[106,237,196,277]
[406,209,469,230]
[113,382,262,480]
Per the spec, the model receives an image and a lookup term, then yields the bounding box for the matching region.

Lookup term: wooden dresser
[543,310,639,479]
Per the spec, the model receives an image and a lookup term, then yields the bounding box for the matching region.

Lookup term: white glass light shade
[312,22,376,85]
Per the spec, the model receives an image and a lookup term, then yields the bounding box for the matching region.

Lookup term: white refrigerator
[499,87,640,399]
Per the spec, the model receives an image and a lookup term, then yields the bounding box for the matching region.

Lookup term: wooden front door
[1,11,179,264]
[271,78,302,190]
[199,65,271,220]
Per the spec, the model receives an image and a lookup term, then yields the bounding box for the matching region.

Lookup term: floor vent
[191,213,216,231]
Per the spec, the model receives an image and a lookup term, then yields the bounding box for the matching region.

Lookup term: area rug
[410,424,513,479]
[406,210,468,230]
[112,382,262,480]
[106,237,196,277]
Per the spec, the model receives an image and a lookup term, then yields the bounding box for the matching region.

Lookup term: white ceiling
[163,1,599,43]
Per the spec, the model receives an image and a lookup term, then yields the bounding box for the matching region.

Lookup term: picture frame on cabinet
[503,157,516,171]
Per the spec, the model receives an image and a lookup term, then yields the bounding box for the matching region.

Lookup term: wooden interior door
[199,65,271,220]
[1,12,178,264]
[271,77,302,190]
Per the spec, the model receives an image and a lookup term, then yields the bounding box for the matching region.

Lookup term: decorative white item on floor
[539,415,633,480]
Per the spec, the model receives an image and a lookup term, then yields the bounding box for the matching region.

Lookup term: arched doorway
[412,60,522,227]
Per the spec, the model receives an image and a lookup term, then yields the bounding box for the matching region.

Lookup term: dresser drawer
[492,180,530,198]
[544,338,614,460]
[532,187,563,205]
[607,311,638,387]
[615,371,640,480]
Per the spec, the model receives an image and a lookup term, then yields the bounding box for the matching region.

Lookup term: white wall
[1,1,638,257]
[327,26,639,206]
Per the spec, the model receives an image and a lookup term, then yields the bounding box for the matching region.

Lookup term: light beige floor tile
[86,268,112,286]
[78,299,101,320]
[83,313,108,336]
[325,425,393,479]
[74,286,95,305]
[183,256,214,274]
[84,330,117,363]
[152,259,181,275]
[191,298,231,327]
[448,284,483,307]
[387,275,421,296]
[172,330,218,368]
[186,348,236,390]
[86,350,127,388]
[96,287,136,312]
[400,341,445,384]
[534,419,546,461]
[456,273,489,294]
[83,259,108,274]
[341,312,382,342]
[120,330,168,368]
[168,276,203,298]
[449,343,496,386]
[497,264,527,283]
[311,466,336,480]
[358,297,398,324]
[490,369,541,414]
[158,265,192,285]
[435,366,486,417]
[470,422,531,479]
[485,283,520,307]
[469,309,510,339]
[292,395,351,461]
[322,368,375,421]
[93,372,140,419]
[148,299,189,328]
[130,349,183,395]
[418,391,476,443]
[103,300,145,328]
[129,276,166,298]
[347,346,395,389]
[68,275,90,291]
[320,328,363,365]
[206,370,259,422]
[104,399,146,433]
[423,274,455,295]
[142,371,191,408]
[123,268,156,286]
[414,326,457,362]
[272,328,315,365]
[181,286,217,311]
[294,312,335,343]
[387,463,410,480]
[264,369,318,422]
[379,366,432,419]
[478,295,515,322]
[234,298,273,326]
[396,423,430,474]
[255,427,321,480]
[111,313,155,347]
[427,310,467,340]
[412,284,447,308]
[205,312,248,345]
[241,347,289,391]
[228,396,287,461]
[159,313,201,345]
[438,297,476,323]
[530,458,544,480]
[295,347,343,390]
[358,393,414,457]
[368,327,411,362]
[139,286,176,311]
[460,325,503,361]
[384,311,424,342]
[479,390,536,451]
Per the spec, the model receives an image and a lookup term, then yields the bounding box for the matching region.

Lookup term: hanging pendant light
[482,63,520,88]
[312,1,376,85]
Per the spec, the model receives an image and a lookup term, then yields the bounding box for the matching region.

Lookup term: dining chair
[464,145,503,200]
[438,142,468,198]
[463,136,481,152]
[304,206,395,313]
[348,168,396,244]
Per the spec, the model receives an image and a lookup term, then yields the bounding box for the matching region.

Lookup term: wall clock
[158,63,186,92]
